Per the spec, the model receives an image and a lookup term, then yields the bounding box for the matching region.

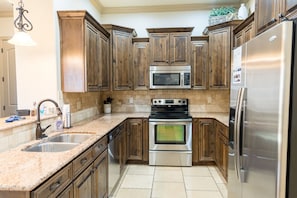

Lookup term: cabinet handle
[49,180,61,192]
[271,18,277,23]
[80,157,88,165]
[278,13,284,18]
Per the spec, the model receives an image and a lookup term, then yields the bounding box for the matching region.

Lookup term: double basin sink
[23,133,94,152]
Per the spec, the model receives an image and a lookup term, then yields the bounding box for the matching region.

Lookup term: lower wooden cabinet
[126,118,149,164]
[57,184,73,198]
[215,120,229,180]
[93,150,108,198]
[192,118,216,165]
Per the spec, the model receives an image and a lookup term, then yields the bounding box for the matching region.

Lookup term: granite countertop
[0,112,228,192]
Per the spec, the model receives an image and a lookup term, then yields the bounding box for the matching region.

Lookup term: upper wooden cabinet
[205,20,242,89]
[234,13,255,48]
[191,36,209,89]
[132,38,150,90]
[58,11,110,92]
[147,27,193,66]
[102,25,134,91]
[255,0,297,34]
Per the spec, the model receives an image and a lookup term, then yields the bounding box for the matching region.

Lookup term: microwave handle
[181,73,184,86]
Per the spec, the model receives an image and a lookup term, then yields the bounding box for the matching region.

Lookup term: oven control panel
[151,98,188,106]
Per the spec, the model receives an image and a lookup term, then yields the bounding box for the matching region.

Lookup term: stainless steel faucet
[36,99,62,139]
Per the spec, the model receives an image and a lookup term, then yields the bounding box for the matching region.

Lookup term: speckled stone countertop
[0,112,228,192]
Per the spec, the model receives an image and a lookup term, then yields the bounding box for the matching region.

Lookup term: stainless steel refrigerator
[228,20,297,198]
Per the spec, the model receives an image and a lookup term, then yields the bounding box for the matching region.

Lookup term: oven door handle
[149,118,192,122]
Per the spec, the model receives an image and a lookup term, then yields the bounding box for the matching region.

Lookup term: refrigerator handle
[234,88,242,181]
[235,87,246,183]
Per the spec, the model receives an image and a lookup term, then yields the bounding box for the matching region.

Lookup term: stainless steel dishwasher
[108,127,121,196]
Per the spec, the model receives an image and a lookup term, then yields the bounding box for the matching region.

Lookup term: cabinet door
[216,132,228,180]
[93,150,108,198]
[86,22,100,91]
[142,119,149,163]
[255,0,279,34]
[99,33,110,91]
[170,32,191,65]
[113,30,133,90]
[133,41,150,90]
[191,39,208,89]
[127,119,143,161]
[280,0,297,18]
[73,165,93,198]
[57,184,73,198]
[198,119,215,162]
[209,27,231,89]
[150,33,170,65]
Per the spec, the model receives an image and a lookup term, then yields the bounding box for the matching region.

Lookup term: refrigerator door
[228,43,247,198]
[242,21,292,198]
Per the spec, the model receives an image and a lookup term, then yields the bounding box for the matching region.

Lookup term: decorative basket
[208,12,238,26]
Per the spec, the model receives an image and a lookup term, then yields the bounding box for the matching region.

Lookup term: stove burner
[149,98,190,119]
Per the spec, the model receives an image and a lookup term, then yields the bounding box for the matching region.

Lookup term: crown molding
[91,0,104,14]
[99,3,238,14]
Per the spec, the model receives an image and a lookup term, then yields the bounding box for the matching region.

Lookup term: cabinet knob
[49,180,61,192]
[80,157,88,165]
[270,18,277,23]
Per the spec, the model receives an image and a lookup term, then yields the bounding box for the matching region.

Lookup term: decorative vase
[238,3,248,19]
[104,104,111,114]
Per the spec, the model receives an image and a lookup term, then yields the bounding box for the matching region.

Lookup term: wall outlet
[128,97,134,104]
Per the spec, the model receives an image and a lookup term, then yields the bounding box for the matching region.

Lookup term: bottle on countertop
[30,101,36,117]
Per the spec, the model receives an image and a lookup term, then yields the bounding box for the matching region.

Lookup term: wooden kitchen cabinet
[93,150,108,198]
[215,120,229,180]
[206,20,242,89]
[58,11,110,92]
[192,118,216,164]
[234,13,255,48]
[126,119,143,162]
[31,163,73,198]
[132,38,150,90]
[191,36,209,89]
[255,0,297,34]
[57,184,73,198]
[147,27,193,66]
[73,137,108,198]
[126,118,149,164]
[102,25,134,91]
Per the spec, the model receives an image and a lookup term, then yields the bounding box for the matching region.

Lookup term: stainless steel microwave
[149,66,191,89]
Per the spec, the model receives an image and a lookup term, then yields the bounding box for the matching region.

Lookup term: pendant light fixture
[8,0,36,46]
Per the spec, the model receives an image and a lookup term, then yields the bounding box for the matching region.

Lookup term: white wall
[0,17,13,37]
[12,0,100,109]
[101,10,210,37]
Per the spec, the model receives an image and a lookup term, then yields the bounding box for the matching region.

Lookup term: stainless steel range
[149,98,192,166]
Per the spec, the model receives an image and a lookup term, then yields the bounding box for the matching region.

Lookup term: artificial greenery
[104,96,113,104]
[210,6,236,16]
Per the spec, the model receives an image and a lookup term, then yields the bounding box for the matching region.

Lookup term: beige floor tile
[208,166,227,184]
[126,165,155,175]
[217,183,228,198]
[121,175,154,189]
[184,176,218,191]
[152,182,186,198]
[154,168,183,182]
[115,188,151,198]
[182,166,211,177]
[155,166,182,171]
[187,190,223,198]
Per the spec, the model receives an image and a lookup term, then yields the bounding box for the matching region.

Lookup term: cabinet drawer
[73,147,93,177]
[216,121,228,138]
[92,135,107,158]
[31,163,72,198]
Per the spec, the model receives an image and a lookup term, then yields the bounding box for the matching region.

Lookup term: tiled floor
[111,165,228,198]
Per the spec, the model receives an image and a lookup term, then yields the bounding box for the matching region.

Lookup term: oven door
[149,118,192,151]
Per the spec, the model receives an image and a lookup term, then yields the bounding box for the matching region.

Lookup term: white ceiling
[0,0,245,15]
[98,0,243,7]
